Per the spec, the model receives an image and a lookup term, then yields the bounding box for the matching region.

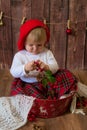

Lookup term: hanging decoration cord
[4,14,27,24]
[0,11,87,26]
[3,13,26,24]
[0,0,87,27]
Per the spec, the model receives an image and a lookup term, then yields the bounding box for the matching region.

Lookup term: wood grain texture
[17,114,87,130]
[31,0,50,21]
[84,22,87,69]
[11,0,23,54]
[67,0,87,69]
[50,0,69,68]
[0,0,87,71]
[0,0,13,67]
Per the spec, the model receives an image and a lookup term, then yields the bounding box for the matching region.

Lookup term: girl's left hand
[35,60,50,71]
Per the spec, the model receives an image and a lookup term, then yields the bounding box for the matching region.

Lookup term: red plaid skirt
[10,69,77,98]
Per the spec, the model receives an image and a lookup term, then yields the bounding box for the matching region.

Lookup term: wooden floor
[0,69,87,130]
[18,114,87,130]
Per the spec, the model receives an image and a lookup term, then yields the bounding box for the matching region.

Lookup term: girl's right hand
[24,61,35,73]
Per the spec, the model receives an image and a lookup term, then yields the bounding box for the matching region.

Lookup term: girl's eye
[29,44,33,46]
[38,44,42,46]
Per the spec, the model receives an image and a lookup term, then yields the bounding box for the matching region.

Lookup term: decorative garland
[0,11,87,35]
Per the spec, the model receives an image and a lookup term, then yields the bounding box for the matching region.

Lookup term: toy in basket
[28,62,76,121]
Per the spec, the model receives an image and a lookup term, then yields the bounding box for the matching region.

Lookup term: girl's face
[25,36,45,54]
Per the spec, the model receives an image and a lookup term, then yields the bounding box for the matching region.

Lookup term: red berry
[40,68,44,72]
[53,97,56,100]
[53,85,58,88]
[48,96,52,100]
[66,28,72,34]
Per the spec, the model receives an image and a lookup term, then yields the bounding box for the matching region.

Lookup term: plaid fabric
[10,69,77,99]
[10,78,47,98]
[53,69,77,98]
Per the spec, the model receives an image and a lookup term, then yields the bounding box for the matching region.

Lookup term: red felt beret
[17,19,50,50]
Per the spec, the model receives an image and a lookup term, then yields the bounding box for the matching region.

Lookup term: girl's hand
[24,61,35,73]
[35,60,50,71]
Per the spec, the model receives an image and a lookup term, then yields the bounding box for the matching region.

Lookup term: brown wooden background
[0,0,87,70]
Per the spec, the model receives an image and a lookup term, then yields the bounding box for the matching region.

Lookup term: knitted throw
[0,94,35,130]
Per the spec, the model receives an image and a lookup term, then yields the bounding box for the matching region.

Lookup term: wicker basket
[29,93,74,119]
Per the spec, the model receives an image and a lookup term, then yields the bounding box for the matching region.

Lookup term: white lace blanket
[0,95,35,130]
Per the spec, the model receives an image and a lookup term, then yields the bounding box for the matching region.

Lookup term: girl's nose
[33,45,38,51]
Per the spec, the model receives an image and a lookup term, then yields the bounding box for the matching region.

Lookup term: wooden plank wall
[0,0,12,68]
[0,0,87,70]
[67,0,87,69]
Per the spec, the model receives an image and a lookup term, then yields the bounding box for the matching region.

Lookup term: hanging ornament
[0,11,4,26]
[66,20,72,35]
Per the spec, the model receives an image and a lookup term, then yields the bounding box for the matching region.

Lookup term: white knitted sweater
[0,95,35,130]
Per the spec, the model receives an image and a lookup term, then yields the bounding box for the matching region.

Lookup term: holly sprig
[41,70,55,87]
[34,61,56,99]
[34,61,55,85]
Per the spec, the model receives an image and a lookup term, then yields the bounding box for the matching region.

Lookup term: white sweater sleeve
[10,54,26,78]
[47,50,59,74]
[10,50,59,78]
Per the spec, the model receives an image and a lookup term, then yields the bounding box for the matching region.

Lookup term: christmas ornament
[66,20,72,35]
[66,28,72,34]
